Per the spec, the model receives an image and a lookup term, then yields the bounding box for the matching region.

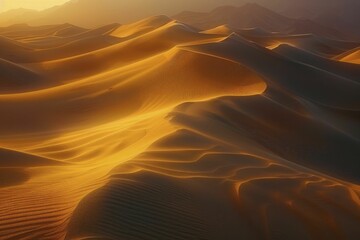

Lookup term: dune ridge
[0,15,359,240]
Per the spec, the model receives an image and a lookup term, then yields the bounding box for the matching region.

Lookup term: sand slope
[0,15,359,240]
[0,58,43,93]
[338,48,360,64]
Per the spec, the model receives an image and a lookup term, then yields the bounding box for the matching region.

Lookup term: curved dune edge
[67,95,360,240]
[1,93,360,240]
[339,48,360,64]
[0,17,360,240]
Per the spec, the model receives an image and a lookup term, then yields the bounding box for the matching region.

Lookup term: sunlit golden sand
[338,48,360,64]
[0,12,360,240]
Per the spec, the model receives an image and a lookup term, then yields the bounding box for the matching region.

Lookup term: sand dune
[174,4,290,31]
[53,24,88,37]
[67,91,360,239]
[174,4,342,39]
[110,15,173,39]
[182,34,360,109]
[0,14,359,240]
[0,24,124,63]
[28,21,220,82]
[274,44,360,82]
[203,26,360,57]
[0,46,266,134]
[204,25,272,38]
[202,25,235,35]
[0,23,85,41]
[265,35,360,57]
[0,35,31,50]
[0,147,63,167]
[0,35,34,62]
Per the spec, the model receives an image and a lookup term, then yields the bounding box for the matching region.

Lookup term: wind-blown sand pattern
[0,13,360,240]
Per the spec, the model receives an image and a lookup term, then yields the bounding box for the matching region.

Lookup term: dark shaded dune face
[66,94,360,239]
[273,44,360,82]
[67,173,208,240]
[0,58,45,93]
[0,168,29,187]
[0,148,63,188]
[0,147,64,167]
[171,93,360,183]
[279,36,360,57]
[0,12,360,240]
[0,36,34,62]
[184,34,360,110]
[207,27,360,57]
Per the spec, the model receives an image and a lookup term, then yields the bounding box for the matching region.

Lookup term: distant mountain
[173,4,343,39]
[250,0,360,39]
[0,0,134,28]
[0,0,358,39]
[252,0,359,19]
[0,0,247,28]
[0,8,38,27]
[174,4,288,31]
[313,1,360,39]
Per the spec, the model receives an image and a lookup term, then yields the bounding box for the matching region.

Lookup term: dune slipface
[0,5,360,240]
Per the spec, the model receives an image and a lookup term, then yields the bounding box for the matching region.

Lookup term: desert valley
[0,1,359,239]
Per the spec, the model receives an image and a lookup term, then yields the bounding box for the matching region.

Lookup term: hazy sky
[0,0,248,13]
[0,0,250,14]
[0,0,70,12]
